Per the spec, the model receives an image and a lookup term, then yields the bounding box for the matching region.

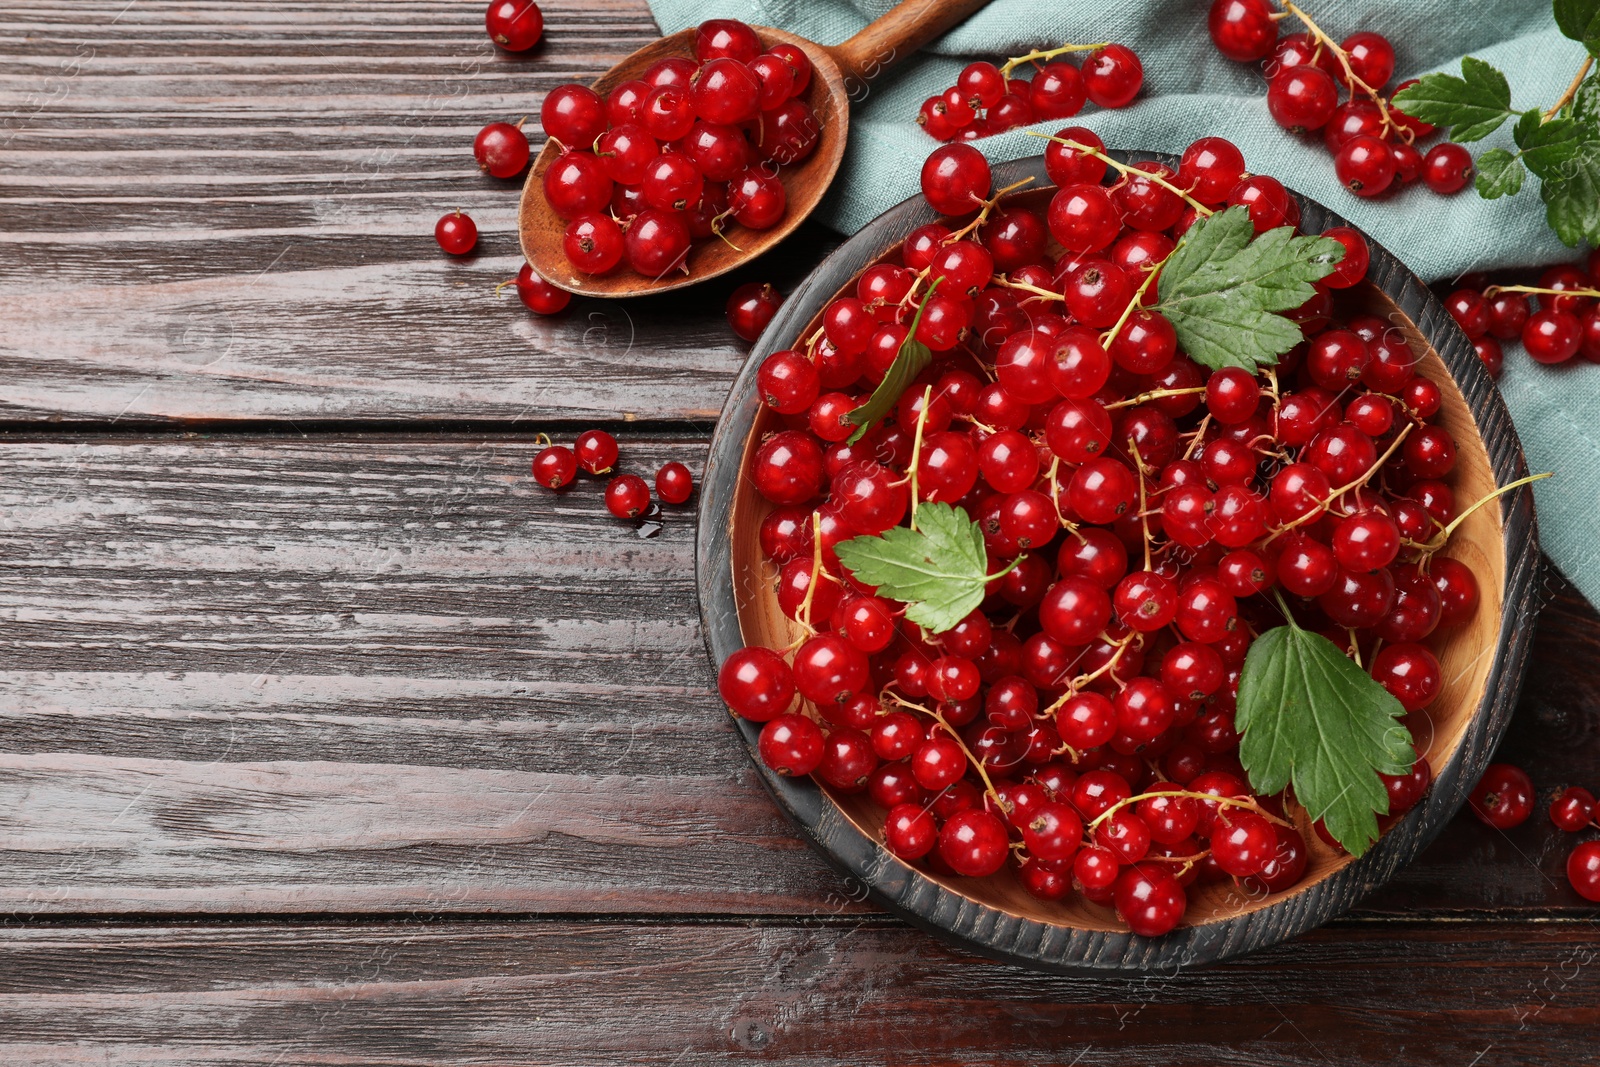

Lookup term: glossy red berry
[563,213,625,275]
[1550,786,1595,832]
[939,809,1010,877]
[1114,865,1186,936]
[718,646,795,721]
[541,84,607,147]
[1334,135,1396,197]
[1267,66,1338,132]
[434,210,477,255]
[1524,309,1582,364]
[655,461,693,505]
[1422,143,1474,194]
[884,802,938,859]
[759,713,825,776]
[921,143,993,215]
[1468,763,1536,830]
[1083,44,1143,108]
[474,120,531,178]
[1341,31,1395,89]
[574,428,618,474]
[1569,841,1600,901]
[532,445,577,489]
[604,473,651,519]
[514,265,571,314]
[486,0,543,51]
[1208,0,1279,62]
[726,282,783,342]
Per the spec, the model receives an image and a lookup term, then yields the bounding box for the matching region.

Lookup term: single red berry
[563,213,625,275]
[1083,44,1143,108]
[1211,810,1277,876]
[434,210,477,255]
[1469,763,1536,830]
[486,0,543,51]
[921,143,993,215]
[1208,0,1279,62]
[1267,66,1338,132]
[938,809,1010,877]
[718,646,795,721]
[884,802,938,859]
[541,84,607,147]
[1422,143,1474,194]
[1341,31,1395,89]
[1550,786,1595,832]
[624,208,692,277]
[574,428,619,474]
[759,713,825,776]
[532,445,577,489]
[1227,174,1301,233]
[513,264,571,315]
[655,461,693,505]
[543,150,614,219]
[1524,309,1583,364]
[1114,864,1186,936]
[1029,61,1086,120]
[726,282,783,342]
[1044,126,1108,186]
[1569,841,1600,901]
[1334,135,1396,197]
[1474,335,1504,378]
[474,120,531,178]
[1178,136,1247,205]
[604,473,651,519]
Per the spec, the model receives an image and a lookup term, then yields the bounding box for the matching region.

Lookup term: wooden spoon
[519,0,991,298]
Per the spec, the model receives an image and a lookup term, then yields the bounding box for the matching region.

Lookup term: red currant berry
[1083,44,1143,108]
[624,208,691,277]
[1208,0,1279,62]
[884,802,938,859]
[726,282,783,342]
[938,809,1010,877]
[754,100,822,165]
[718,646,796,721]
[1044,126,1108,186]
[1421,142,1473,194]
[1227,174,1301,233]
[1178,136,1247,205]
[532,445,577,489]
[1371,641,1442,712]
[1029,61,1086,120]
[1114,864,1186,936]
[1211,809,1276,876]
[1334,135,1396,197]
[563,213,625,275]
[573,429,618,474]
[757,350,820,415]
[1569,841,1600,902]
[1474,335,1504,378]
[604,473,651,519]
[1550,786,1595,833]
[751,429,824,505]
[514,264,571,314]
[541,84,607,147]
[434,210,477,255]
[1267,65,1338,132]
[1048,183,1121,254]
[486,0,543,51]
[1524,309,1582,363]
[655,461,693,505]
[1468,763,1536,830]
[759,713,824,776]
[544,150,614,219]
[921,143,993,215]
[474,120,531,179]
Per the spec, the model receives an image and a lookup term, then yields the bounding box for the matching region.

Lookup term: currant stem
[1545,56,1595,120]
[1483,283,1600,301]
[906,384,934,532]
[946,177,1036,244]
[887,693,1001,805]
[1130,437,1153,572]
[990,275,1065,302]
[1105,386,1207,411]
[998,41,1112,81]
[1086,789,1294,833]
[1025,133,1217,217]
[1278,1,1407,142]
[795,510,828,633]
[1417,471,1552,554]
[1100,241,1179,350]
[1265,422,1414,543]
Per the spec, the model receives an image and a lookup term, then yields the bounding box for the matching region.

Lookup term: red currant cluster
[1444,250,1600,376]
[716,133,1487,937]
[918,44,1144,142]
[1468,763,1600,903]
[1207,0,1470,199]
[533,429,695,520]
[538,18,817,279]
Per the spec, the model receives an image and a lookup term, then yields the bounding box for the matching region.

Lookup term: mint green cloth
[650,0,1598,604]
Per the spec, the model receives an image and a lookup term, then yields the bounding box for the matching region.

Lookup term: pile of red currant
[537,18,817,280]
[1443,250,1600,376]
[1469,763,1600,903]
[714,130,1490,937]
[1207,0,1471,199]
[918,43,1144,142]
[533,428,695,519]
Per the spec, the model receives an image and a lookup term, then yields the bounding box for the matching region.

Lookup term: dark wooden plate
[696,152,1541,973]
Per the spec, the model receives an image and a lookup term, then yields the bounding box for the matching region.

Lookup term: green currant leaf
[1554,0,1600,54]
[833,502,994,634]
[1235,618,1414,857]
[1539,139,1600,247]
[1573,73,1600,124]
[1151,206,1343,373]
[843,282,935,444]
[1512,107,1543,147]
[1474,148,1526,198]
[1391,57,1515,142]
[1519,115,1593,178]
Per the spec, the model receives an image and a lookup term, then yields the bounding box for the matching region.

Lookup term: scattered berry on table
[473,120,531,178]
[1469,763,1536,830]
[1549,786,1595,832]
[532,445,578,489]
[656,461,694,504]
[605,473,651,519]
[574,429,619,474]
[726,282,783,342]
[512,264,571,314]
[434,210,478,255]
[486,0,543,51]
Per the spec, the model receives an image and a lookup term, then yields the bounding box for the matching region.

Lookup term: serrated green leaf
[833,502,993,633]
[1236,620,1414,857]
[1391,58,1514,142]
[1151,206,1342,372]
[843,283,935,444]
[1540,139,1600,247]
[1573,73,1600,123]
[1554,0,1600,54]
[1513,107,1542,146]
[1519,115,1593,178]
[1474,148,1526,198]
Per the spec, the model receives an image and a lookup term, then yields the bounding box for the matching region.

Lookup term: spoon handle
[827,0,992,89]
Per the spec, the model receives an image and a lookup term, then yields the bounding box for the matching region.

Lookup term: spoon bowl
[519,0,990,298]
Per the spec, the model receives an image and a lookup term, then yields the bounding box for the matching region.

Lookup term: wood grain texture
[0,0,840,423]
[0,920,1594,1066]
[0,435,1590,919]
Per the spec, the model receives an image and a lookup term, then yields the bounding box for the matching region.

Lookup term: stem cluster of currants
[918,43,1145,142]
[1443,249,1600,375]
[532,429,695,521]
[1207,0,1472,199]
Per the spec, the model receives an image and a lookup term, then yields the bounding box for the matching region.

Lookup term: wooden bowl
[696,152,1542,973]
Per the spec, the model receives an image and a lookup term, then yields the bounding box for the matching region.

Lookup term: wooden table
[1,2,1596,1063]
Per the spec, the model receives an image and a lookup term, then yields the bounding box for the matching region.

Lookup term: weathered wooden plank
[0,435,1593,919]
[0,920,1593,1066]
[0,0,838,423]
